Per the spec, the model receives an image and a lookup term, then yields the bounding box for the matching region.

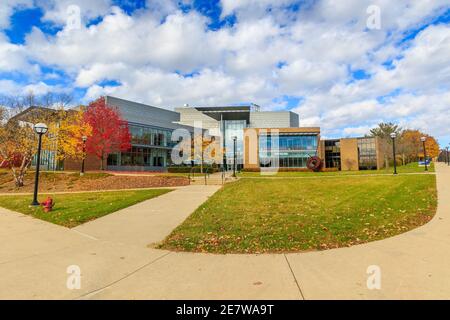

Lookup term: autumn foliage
[369,123,440,166]
[51,108,92,162]
[83,97,131,169]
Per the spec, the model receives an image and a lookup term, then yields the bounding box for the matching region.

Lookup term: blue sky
[1,0,449,147]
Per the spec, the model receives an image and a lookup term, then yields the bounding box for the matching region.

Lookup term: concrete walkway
[0,164,449,299]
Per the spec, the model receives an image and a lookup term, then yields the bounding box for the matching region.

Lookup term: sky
[1,0,449,146]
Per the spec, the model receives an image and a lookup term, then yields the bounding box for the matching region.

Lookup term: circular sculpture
[306,156,323,172]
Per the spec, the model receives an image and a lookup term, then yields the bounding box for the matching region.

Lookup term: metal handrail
[188,166,195,182]
[204,167,209,185]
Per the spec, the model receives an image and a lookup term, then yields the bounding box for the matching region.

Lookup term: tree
[83,97,131,170]
[52,108,92,162]
[369,122,402,139]
[424,136,440,159]
[369,122,403,168]
[396,130,440,163]
[192,132,216,173]
[0,92,77,187]
[0,105,55,187]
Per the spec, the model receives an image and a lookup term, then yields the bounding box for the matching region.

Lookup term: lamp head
[34,123,48,135]
[82,136,88,142]
[421,136,427,142]
[390,132,396,139]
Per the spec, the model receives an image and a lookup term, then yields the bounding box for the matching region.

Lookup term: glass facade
[224,120,246,167]
[129,124,172,147]
[358,137,377,170]
[32,150,59,171]
[107,123,174,170]
[325,139,341,169]
[259,134,318,168]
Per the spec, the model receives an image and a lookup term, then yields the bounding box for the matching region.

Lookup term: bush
[167,166,219,173]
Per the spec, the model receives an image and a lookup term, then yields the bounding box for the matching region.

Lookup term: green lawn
[160,174,437,253]
[238,162,434,177]
[0,189,172,228]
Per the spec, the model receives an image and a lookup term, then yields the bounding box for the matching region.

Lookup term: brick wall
[340,138,359,171]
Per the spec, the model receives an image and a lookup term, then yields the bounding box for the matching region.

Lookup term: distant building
[16,96,385,172]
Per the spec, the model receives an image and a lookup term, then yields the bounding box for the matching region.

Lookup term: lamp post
[81,136,87,176]
[446,146,449,166]
[448,144,450,166]
[31,123,48,206]
[390,132,397,175]
[232,136,237,178]
[421,136,428,171]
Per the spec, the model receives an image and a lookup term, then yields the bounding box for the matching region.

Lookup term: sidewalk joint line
[284,254,305,300]
[71,229,99,241]
[75,251,172,299]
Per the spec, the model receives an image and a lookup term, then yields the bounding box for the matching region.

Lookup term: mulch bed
[0,172,189,193]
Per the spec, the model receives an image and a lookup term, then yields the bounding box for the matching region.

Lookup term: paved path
[0,164,449,299]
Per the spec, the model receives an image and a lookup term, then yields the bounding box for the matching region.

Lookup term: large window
[325,139,341,169]
[358,137,377,170]
[108,147,167,168]
[129,124,171,147]
[224,120,246,166]
[259,134,318,168]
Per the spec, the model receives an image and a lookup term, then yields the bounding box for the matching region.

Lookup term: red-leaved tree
[83,97,131,170]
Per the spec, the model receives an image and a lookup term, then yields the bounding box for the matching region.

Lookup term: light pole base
[30,202,40,207]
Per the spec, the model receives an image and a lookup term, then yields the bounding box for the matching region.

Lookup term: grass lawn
[238,162,434,177]
[0,189,172,228]
[160,174,437,253]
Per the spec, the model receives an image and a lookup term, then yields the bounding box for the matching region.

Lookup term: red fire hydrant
[41,197,54,213]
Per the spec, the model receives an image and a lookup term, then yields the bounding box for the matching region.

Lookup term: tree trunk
[14,174,24,188]
[384,155,389,169]
[11,157,30,188]
[100,154,104,170]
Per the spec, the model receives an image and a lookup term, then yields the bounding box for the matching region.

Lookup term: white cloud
[0,0,449,144]
[0,33,34,73]
[0,0,33,29]
[36,0,112,25]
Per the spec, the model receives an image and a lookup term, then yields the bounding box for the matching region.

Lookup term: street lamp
[81,136,88,176]
[390,132,397,175]
[421,136,428,171]
[445,146,448,164]
[446,146,449,166]
[232,136,237,178]
[31,123,48,206]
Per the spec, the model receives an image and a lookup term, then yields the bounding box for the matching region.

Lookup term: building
[320,137,384,171]
[175,105,310,170]
[65,96,196,172]
[16,96,385,172]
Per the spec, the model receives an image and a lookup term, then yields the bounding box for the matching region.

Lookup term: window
[224,120,246,165]
[259,134,318,168]
[107,153,119,166]
[325,140,341,169]
[129,124,171,147]
[358,138,377,170]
